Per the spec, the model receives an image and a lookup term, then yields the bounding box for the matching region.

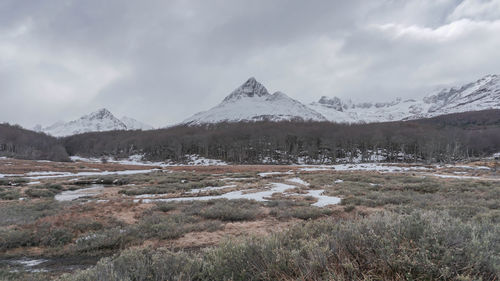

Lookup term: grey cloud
[0,0,499,128]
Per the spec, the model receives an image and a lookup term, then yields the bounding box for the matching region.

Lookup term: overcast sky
[1,0,499,128]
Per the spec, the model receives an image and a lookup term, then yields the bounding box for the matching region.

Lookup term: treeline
[0,123,69,161]
[2,110,499,164]
[62,110,500,164]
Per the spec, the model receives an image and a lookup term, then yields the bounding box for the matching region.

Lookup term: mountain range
[37,109,153,137]
[35,74,499,136]
[183,74,500,125]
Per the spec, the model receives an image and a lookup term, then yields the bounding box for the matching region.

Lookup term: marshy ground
[0,157,499,280]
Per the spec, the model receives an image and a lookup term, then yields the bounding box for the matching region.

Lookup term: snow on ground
[306,190,341,207]
[10,259,48,267]
[443,164,491,170]
[26,181,41,185]
[258,171,294,177]
[55,184,105,201]
[187,184,237,194]
[182,154,227,166]
[222,177,253,181]
[70,154,228,166]
[24,169,159,180]
[427,174,484,180]
[299,163,432,173]
[286,177,310,186]
[135,182,341,207]
[135,182,293,203]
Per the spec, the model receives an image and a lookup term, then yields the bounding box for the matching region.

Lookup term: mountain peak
[41,109,151,137]
[86,108,114,120]
[317,96,344,111]
[223,77,269,102]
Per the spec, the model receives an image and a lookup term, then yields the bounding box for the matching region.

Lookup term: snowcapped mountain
[309,74,500,123]
[182,77,326,125]
[120,116,154,130]
[42,108,153,137]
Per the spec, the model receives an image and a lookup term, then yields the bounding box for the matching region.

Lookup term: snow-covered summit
[41,108,153,137]
[182,78,326,125]
[223,77,270,102]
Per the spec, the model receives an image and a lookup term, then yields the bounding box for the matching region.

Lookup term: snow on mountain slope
[182,77,326,125]
[310,74,500,123]
[120,116,154,130]
[418,74,500,118]
[42,109,151,137]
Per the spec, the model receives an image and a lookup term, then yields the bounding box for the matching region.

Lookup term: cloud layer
[1,0,499,127]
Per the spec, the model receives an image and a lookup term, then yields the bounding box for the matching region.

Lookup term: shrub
[38,227,74,247]
[0,227,33,250]
[0,188,20,200]
[69,218,104,233]
[0,200,61,226]
[138,213,200,240]
[291,206,331,220]
[154,201,178,212]
[63,210,500,281]
[60,248,201,281]
[25,188,58,198]
[75,228,136,253]
[200,199,261,221]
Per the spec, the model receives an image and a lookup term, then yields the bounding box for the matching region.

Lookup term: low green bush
[0,188,20,200]
[291,206,331,220]
[200,199,261,221]
[0,200,62,226]
[75,228,137,253]
[0,227,33,250]
[154,201,178,212]
[138,213,200,240]
[25,188,58,198]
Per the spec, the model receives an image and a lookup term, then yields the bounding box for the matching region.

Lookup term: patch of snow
[299,167,332,172]
[12,259,48,267]
[27,181,41,185]
[334,179,344,184]
[222,177,253,181]
[55,184,105,201]
[286,177,310,186]
[428,174,482,180]
[258,171,294,177]
[306,190,341,207]
[299,163,432,173]
[445,164,491,170]
[187,184,237,194]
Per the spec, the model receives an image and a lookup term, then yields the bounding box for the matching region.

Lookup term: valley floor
[0,157,499,280]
